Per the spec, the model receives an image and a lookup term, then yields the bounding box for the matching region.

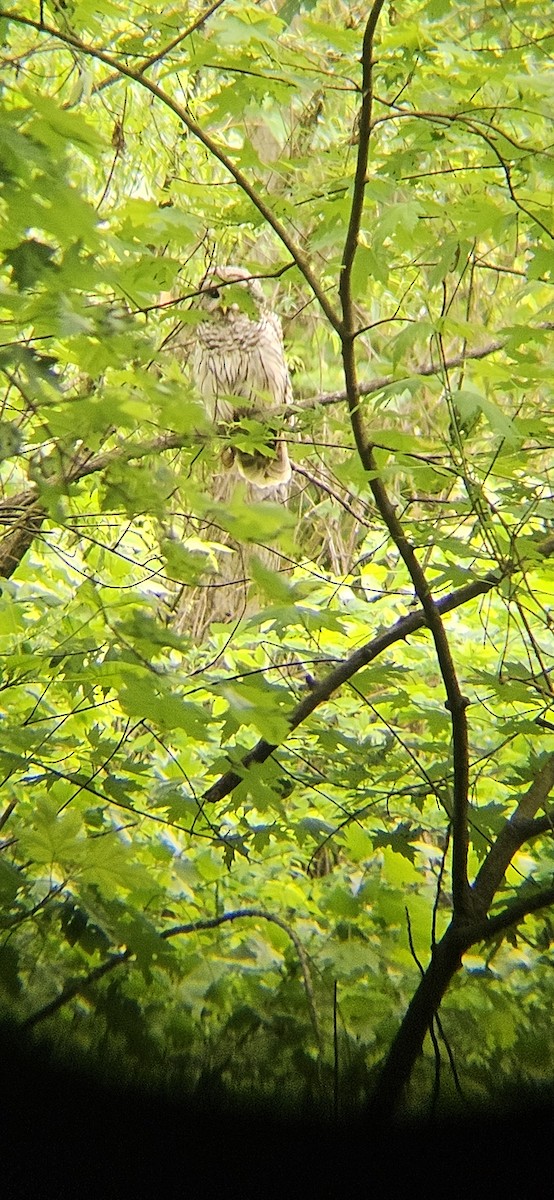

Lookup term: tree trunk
[367,924,469,1121]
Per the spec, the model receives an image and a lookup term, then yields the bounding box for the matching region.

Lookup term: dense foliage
[0,0,552,1118]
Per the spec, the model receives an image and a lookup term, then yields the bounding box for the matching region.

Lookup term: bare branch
[339,0,387,324]
[478,884,554,940]
[201,572,500,806]
[163,909,322,1052]
[22,949,132,1029]
[471,754,554,914]
[300,324,554,410]
[137,0,228,75]
[332,1,473,917]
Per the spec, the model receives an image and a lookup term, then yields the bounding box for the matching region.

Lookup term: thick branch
[339,0,386,322]
[367,925,468,1121]
[0,499,45,579]
[471,754,554,914]
[335,2,471,916]
[478,883,554,940]
[370,756,554,1119]
[201,573,500,805]
[370,871,554,1120]
[0,432,188,578]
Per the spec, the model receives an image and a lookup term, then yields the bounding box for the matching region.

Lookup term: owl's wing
[256,312,293,411]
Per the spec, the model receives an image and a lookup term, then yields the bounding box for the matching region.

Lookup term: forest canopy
[0,0,552,1119]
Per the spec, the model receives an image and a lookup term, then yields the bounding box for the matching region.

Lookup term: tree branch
[0,431,188,578]
[478,883,554,940]
[23,908,322,1050]
[373,99,554,241]
[369,749,554,1121]
[136,0,228,75]
[367,924,468,1121]
[471,754,554,915]
[369,868,554,1121]
[22,948,132,1029]
[339,0,386,323]
[163,909,322,1051]
[335,0,471,917]
[299,323,554,410]
[201,572,500,805]
[0,498,45,579]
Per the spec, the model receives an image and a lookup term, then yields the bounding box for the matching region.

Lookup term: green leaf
[22,89,105,154]
[20,798,84,864]
[0,857,23,902]
[3,239,57,290]
[119,680,213,740]
[323,886,361,919]
[455,388,519,440]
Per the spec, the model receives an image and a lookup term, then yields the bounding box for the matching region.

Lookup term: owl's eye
[207,287,220,299]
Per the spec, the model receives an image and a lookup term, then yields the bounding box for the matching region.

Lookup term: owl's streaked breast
[193,311,290,423]
[191,266,292,487]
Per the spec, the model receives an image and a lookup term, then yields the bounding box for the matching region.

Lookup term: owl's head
[197,265,266,318]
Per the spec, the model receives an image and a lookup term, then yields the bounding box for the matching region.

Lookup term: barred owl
[192,266,292,488]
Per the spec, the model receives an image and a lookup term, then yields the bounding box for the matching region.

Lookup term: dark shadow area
[2,1021,552,1197]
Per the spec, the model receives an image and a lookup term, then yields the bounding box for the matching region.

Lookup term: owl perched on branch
[192,265,292,488]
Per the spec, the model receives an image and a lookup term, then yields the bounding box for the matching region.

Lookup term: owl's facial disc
[201,280,234,310]
[199,267,263,320]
